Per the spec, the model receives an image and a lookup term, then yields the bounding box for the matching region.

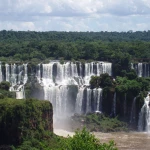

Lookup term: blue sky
[0,0,150,31]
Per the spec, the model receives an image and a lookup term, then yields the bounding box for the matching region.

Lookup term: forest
[0,30,150,63]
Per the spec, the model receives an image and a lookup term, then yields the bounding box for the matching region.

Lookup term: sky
[0,0,150,32]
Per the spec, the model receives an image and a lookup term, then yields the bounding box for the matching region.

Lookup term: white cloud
[0,0,150,31]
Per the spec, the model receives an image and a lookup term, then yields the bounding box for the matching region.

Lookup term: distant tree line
[1,30,150,69]
[1,30,150,42]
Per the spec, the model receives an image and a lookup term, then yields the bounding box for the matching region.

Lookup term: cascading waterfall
[17,65,23,84]
[5,64,10,82]
[138,63,142,77]
[1,63,28,99]
[144,64,147,77]
[130,97,137,124]
[10,64,17,87]
[23,64,28,84]
[36,64,41,83]
[132,63,150,77]
[44,85,70,116]
[86,88,92,113]
[38,61,112,117]
[0,61,112,116]
[75,86,85,114]
[93,88,103,112]
[42,63,55,86]
[138,95,150,132]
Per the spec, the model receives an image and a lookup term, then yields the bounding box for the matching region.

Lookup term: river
[54,129,150,150]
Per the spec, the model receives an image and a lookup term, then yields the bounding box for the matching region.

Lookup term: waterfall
[10,64,17,87]
[5,64,10,82]
[102,62,112,75]
[132,63,150,77]
[144,64,147,77]
[0,63,28,98]
[36,64,41,83]
[40,61,112,117]
[97,88,102,111]
[17,65,23,84]
[16,86,25,99]
[138,95,150,132]
[86,88,92,113]
[130,97,137,124]
[42,63,55,86]
[23,64,28,84]
[92,88,103,111]
[138,63,142,77]
[93,88,102,111]
[0,61,112,114]
[0,61,112,116]
[75,86,85,114]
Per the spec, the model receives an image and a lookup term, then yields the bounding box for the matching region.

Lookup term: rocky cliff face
[0,98,53,145]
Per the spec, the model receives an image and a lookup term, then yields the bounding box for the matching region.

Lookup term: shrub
[62,128,117,150]
[0,81,10,91]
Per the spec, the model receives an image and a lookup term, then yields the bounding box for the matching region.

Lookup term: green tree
[63,128,117,150]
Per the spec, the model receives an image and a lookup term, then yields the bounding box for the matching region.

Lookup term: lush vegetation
[0,81,15,98]
[0,97,117,150]
[0,98,53,146]
[1,30,150,64]
[70,113,128,132]
[12,128,117,150]
[89,71,150,126]
[62,128,117,150]
[90,71,150,99]
[1,30,150,42]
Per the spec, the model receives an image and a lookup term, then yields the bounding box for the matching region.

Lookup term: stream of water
[94,132,150,150]
[54,129,150,150]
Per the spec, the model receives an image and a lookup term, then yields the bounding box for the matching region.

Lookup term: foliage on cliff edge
[0,98,53,146]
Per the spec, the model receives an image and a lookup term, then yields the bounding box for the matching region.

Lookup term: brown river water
[54,129,150,150]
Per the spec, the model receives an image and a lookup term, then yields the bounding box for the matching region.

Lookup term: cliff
[0,98,53,146]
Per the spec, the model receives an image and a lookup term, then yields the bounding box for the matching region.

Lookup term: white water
[133,62,150,77]
[138,95,150,132]
[39,61,112,117]
[16,91,24,99]
[23,64,28,84]
[1,63,28,98]
[75,86,84,114]
[0,61,112,116]
[5,63,10,82]
[138,63,142,77]
[130,97,137,124]
[86,88,92,113]
[93,88,103,111]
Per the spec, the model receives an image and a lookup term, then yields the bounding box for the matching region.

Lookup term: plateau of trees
[0,30,150,64]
